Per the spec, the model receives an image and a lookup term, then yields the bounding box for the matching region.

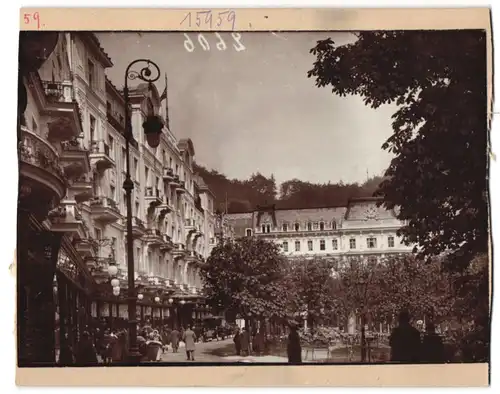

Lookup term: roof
[178,138,195,157]
[105,76,125,103]
[82,33,113,67]
[273,207,347,224]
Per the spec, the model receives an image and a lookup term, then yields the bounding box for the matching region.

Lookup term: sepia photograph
[17,19,490,371]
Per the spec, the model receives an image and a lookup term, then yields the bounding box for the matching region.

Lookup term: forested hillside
[194,163,385,213]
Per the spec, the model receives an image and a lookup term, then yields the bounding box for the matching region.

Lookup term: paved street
[160,338,235,363]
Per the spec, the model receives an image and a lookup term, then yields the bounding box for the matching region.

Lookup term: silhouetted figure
[287,324,302,364]
[75,331,98,364]
[233,327,241,355]
[421,323,445,363]
[183,325,197,361]
[389,310,421,363]
[240,327,250,356]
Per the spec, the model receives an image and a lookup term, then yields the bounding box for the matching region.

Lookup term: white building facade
[226,197,413,261]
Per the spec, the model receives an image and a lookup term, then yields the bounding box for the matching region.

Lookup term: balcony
[172,242,187,257]
[38,79,83,143]
[158,198,173,218]
[73,237,97,259]
[144,187,162,207]
[18,125,67,217]
[60,137,90,179]
[131,216,146,239]
[89,140,115,171]
[48,202,87,238]
[89,196,122,224]
[176,181,186,195]
[160,234,174,251]
[144,228,164,247]
[70,174,93,203]
[162,167,175,182]
[170,174,180,188]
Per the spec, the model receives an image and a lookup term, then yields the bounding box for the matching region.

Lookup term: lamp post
[123,59,163,362]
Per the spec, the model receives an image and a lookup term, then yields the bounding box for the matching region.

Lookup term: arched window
[319,221,325,231]
[266,224,271,233]
[294,223,300,231]
[262,225,266,233]
[332,220,337,230]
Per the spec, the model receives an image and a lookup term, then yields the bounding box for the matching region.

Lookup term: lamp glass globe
[113,286,120,292]
[155,296,160,303]
[168,298,174,304]
[137,293,144,300]
[108,265,118,276]
[110,278,119,287]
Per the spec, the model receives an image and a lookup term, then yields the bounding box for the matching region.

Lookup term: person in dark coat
[420,323,445,363]
[233,327,241,356]
[389,310,421,363]
[240,327,250,356]
[170,327,180,353]
[75,331,98,364]
[287,323,302,363]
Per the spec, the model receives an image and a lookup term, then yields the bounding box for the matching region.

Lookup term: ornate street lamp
[123,59,163,362]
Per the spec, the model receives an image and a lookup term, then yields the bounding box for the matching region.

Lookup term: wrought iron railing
[18,126,66,181]
[133,216,145,229]
[41,80,73,103]
[61,137,87,152]
[163,167,174,177]
[90,196,119,211]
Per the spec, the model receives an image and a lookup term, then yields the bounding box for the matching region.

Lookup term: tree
[308,31,488,271]
[200,237,289,321]
[285,258,338,328]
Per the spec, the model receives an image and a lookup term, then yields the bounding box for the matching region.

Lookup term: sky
[97,32,397,186]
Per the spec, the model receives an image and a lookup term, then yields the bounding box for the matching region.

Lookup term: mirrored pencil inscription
[16,29,490,368]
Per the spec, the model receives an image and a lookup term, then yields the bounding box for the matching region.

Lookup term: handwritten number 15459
[183,33,245,53]
[181,10,236,30]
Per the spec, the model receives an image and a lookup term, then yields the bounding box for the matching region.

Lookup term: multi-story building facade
[18,32,216,364]
[226,197,413,261]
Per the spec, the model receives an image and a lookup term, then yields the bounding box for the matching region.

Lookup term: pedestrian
[75,331,98,365]
[233,327,241,356]
[421,322,445,363]
[389,310,421,363]
[183,325,197,361]
[240,327,250,357]
[287,322,302,364]
[170,327,180,353]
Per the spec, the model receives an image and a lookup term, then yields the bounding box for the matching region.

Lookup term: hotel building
[18,32,216,365]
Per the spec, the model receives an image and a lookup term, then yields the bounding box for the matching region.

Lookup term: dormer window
[307,222,312,231]
[282,223,288,232]
[332,220,337,230]
[246,229,252,237]
[319,221,325,231]
[266,224,271,233]
[294,223,300,232]
[261,225,266,233]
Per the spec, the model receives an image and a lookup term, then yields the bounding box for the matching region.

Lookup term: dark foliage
[308,31,489,271]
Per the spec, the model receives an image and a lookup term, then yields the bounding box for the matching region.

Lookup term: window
[388,236,395,248]
[282,241,288,252]
[108,136,114,159]
[332,239,338,250]
[106,101,112,113]
[367,237,377,249]
[320,239,326,251]
[110,185,116,201]
[246,229,252,237]
[122,147,126,168]
[262,225,266,233]
[332,220,337,230]
[282,223,288,232]
[87,60,95,88]
[89,115,96,142]
[134,158,139,180]
[349,238,356,249]
[176,164,179,174]
[308,240,313,251]
[295,223,300,231]
[135,202,140,216]
[95,228,102,240]
[145,167,150,185]
[319,222,325,231]
[307,222,312,231]
[32,117,38,133]
[170,157,173,168]
[162,149,166,166]
[266,224,271,233]
[295,241,301,252]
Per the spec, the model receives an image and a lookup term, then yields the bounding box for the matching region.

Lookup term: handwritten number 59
[23,12,41,29]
